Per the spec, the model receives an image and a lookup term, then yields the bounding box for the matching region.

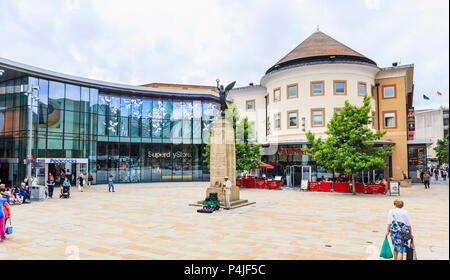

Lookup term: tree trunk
[352,173,356,195]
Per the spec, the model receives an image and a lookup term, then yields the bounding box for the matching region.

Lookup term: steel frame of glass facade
[0,72,220,186]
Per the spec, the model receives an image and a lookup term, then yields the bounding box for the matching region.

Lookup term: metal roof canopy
[0,57,226,101]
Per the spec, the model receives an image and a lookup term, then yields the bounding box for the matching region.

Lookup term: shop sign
[277,147,306,156]
[49,158,78,164]
[148,151,192,159]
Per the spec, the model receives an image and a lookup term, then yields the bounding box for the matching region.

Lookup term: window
[383,85,396,99]
[358,82,367,96]
[334,81,347,95]
[287,110,298,128]
[287,84,298,99]
[246,100,255,111]
[275,113,281,129]
[311,81,324,96]
[273,88,281,102]
[334,108,342,116]
[383,111,397,128]
[311,109,325,127]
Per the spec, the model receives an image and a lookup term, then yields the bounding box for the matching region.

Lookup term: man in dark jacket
[423,172,431,189]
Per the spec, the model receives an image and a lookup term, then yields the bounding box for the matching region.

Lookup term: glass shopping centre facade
[0,58,221,186]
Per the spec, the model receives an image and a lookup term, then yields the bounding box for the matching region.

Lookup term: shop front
[261,141,392,187]
[407,140,432,183]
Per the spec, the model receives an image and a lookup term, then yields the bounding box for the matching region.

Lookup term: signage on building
[50,158,78,164]
[277,147,307,156]
[147,151,192,159]
[407,107,415,140]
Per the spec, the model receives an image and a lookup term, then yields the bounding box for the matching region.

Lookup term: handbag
[392,212,412,242]
[5,218,13,235]
[406,239,417,260]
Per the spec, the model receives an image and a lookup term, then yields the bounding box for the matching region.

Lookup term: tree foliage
[202,106,262,172]
[303,95,394,192]
[434,133,449,164]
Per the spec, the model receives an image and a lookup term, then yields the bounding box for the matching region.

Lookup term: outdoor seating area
[307,181,388,194]
[236,176,281,190]
[236,178,388,194]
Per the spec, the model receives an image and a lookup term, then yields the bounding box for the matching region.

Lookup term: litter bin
[30,185,46,201]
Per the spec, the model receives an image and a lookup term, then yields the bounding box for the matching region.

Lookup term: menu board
[389,181,400,196]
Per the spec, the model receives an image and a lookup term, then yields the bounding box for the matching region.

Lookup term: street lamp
[25,85,40,178]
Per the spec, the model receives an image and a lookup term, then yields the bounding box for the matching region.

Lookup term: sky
[0,0,448,109]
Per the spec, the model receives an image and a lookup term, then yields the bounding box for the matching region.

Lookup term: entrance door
[290,165,303,187]
[302,166,311,182]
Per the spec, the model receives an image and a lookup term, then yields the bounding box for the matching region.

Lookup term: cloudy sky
[0,0,448,109]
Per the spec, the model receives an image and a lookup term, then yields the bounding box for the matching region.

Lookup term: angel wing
[224,81,236,92]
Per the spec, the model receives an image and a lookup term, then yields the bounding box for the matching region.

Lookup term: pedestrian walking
[79,173,85,192]
[0,198,7,242]
[423,172,430,189]
[46,176,55,198]
[441,169,447,181]
[420,171,424,183]
[108,175,115,192]
[434,169,439,181]
[2,198,10,233]
[385,199,414,260]
[223,176,232,210]
[88,172,93,188]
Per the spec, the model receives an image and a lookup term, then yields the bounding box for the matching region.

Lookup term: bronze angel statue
[216,79,236,117]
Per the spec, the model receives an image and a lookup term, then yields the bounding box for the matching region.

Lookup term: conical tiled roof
[266,31,377,74]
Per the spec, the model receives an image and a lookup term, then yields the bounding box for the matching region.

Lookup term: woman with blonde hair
[385,199,414,260]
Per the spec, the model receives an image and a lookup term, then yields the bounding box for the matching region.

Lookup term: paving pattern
[0,181,448,260]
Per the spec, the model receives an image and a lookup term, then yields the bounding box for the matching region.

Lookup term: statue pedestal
[190,117,255,209]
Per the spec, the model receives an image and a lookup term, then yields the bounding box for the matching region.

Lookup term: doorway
[290,165,312,187]
[36,158,88,187]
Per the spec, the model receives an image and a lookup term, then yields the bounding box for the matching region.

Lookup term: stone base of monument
[189,186,256,209]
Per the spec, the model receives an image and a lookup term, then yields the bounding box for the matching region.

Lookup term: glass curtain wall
[1,75,218,185]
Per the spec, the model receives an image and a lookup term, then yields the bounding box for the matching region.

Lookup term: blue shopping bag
[379,237,393,259]
[5,219,13,235]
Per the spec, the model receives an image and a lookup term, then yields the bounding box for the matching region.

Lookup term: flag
[423,94,430,100]
[437,91,443,96]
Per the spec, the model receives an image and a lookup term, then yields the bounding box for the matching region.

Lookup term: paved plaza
[0,181,448,260]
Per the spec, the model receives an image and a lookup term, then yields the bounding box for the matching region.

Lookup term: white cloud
[0,0,448,109]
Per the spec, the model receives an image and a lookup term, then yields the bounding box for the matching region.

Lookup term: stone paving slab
[0,181,448,260]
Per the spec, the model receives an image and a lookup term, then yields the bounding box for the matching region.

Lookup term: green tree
[303,95,394,194]
[434,134,449,164]
[203,106,262,172]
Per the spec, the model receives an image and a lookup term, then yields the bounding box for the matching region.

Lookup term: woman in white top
[385,199,414,260]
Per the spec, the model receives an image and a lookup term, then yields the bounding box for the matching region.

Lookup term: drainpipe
[375,83,380,130]
[265,95,268,141]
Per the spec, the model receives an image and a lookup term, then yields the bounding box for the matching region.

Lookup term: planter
[399,179,412,188]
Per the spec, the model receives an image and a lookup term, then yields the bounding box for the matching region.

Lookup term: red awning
[252,162,275,169]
